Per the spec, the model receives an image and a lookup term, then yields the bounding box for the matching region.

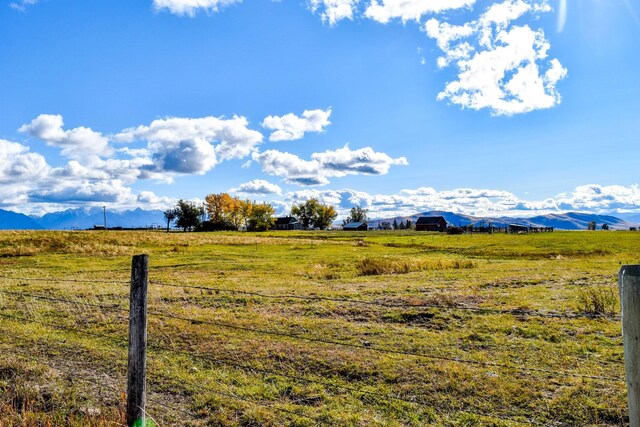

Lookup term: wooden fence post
[620,264,640,427]
[127,254,149,427]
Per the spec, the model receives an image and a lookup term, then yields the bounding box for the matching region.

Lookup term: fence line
[0,288,577,424]
[0,284,622,383]
[150,279,621,320]
[0,296,592,425]
[0,274,129,285]
[0,310,320,425]
[0,273,620,321]
[0,288,125,310]
[0,258,629,426]
[151,310,623,383]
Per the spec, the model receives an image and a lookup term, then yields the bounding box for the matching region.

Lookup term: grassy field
[0,230,636,426]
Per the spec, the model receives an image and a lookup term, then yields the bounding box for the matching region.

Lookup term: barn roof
[343,222,367,228]
[274,216,298,225]
[416,216,446,225]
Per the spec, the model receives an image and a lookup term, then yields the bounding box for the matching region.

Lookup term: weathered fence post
[620,265,640,427]
[127,254,149,427]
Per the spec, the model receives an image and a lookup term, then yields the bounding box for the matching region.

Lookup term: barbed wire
[151,310,624,383]
[0,314,322,425]
[0,274,621,321]
[149,280,621,321]
[0,298,551,425]
[147,340,544,426]
[0,288,125,310]
[0,274,129,286]
[0,296,619,425]
[0,285,623,383]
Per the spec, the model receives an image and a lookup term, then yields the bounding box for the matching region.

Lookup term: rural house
[342,222,369,231]
[273,216,301,230]
[415,216,447,232]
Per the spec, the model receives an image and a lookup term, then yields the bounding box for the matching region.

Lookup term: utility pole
[103,206,107,230]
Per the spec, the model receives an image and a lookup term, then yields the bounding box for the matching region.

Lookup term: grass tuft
[356,256,476,276]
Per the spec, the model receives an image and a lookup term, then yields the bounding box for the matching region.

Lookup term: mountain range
[365,211,639,230]
[0,208,637,231]
[0,207,165,230]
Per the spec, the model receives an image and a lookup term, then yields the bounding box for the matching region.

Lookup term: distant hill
[32,207,166,230]
[616,213,640,224]
[0,209,43,230]
[525,212,635,230]
[367,211,638,230]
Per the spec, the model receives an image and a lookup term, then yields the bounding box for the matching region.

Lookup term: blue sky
[1,0,639,217]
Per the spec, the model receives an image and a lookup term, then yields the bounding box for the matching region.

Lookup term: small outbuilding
[273,216,301,230]
[415,216,447,232]
[508,224,529,234]
[342,222,368,231]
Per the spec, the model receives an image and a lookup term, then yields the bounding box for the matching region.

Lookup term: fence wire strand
[151,310,623,383]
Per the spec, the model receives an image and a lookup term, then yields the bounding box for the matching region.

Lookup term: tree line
[164,194,340,232]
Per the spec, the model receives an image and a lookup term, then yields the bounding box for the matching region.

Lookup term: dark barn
[415,216,447,232]
[273,217,301,230]
[508,224,529,233]
[342,222,369,231]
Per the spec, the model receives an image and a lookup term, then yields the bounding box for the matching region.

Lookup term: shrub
[577,285,618,316]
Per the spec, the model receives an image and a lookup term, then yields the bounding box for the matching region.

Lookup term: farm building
[273,216,301,230]
[343,222,368,231]
[415,216,447,232]
[508,224,529,233]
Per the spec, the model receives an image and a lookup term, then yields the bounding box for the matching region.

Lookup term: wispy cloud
[9,0,39,12]
[152,0,241,17]
[557,0,567,32]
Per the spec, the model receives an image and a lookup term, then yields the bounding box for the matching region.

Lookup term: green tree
[247,202,275,232]
[405,219,413,230]
[163,208,178,232]
[602,223,610,231]
[398,220,406,230]
[291,198,319,229]
[175,199,204,231]
[314,204,338,229]
[291,198,337,229]
[344,206,368,224]
[587,220,597,231]
[392,219,398,230]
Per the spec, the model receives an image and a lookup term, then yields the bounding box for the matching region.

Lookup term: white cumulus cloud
[278,184,640,220]
[262,108,332,142]
[426,0,567,115]
[312,144,408,175]
[230,179,283,195]
[19,114,114,159]
[115,115,263,175]
[253,144,408,186]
